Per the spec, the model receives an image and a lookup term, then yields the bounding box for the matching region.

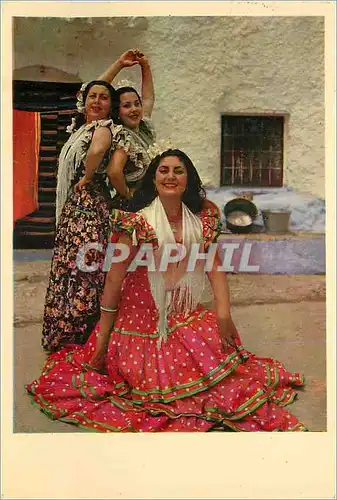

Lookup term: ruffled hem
[200,202,223,248]
[202,216,222,248]
[201,199,221,218]
[110,209,158,247]
[141,116,156,139]
[26,305,308,433]
[26,336,307,433]
[110,207,222,249]
[66,118,114,136]
[26,387,308,433]
[110,119,155,179]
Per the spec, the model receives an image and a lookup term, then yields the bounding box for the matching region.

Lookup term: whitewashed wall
[14,16,325,198]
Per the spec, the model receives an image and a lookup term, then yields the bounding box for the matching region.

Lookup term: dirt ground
[13,260,327,432]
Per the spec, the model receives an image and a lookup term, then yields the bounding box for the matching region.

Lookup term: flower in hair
[115,78,139,92]
[66,117,77,134]
[76,82,89,114]
[147,139,175,160]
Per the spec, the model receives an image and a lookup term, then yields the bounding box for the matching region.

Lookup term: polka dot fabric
[26,209,307,432]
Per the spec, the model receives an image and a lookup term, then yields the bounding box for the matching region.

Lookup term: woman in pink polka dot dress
[26,149,308,432]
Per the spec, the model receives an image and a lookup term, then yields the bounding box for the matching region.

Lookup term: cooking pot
[223,198,258,234]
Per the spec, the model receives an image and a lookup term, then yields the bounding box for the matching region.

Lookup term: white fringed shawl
[140,197,207,347]
[55,119,113,225]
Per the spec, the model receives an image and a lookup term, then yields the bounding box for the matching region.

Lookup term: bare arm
[92,234,133,362]
[74,127,112,191]
[85,127,112,181]
[106,148,131,199]
[207,252,231,319]
[97,60,124,84]
[207,252,238,349]
[137,54,155,118]
[97,50,139,83]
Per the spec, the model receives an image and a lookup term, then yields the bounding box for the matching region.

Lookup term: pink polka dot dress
[26,207,307,432]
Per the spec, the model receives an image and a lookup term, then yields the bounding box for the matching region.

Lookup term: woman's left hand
[217,316,239,351]
[135,50,149,66]
[86,352,106,372]
[119,49,140,68]
[74,176,91,193]
[87,335,110,372]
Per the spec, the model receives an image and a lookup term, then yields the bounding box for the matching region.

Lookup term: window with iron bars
[220,115,284,187]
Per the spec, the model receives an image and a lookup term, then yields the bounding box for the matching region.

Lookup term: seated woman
[42,49,156,352]
[28,149,307,432]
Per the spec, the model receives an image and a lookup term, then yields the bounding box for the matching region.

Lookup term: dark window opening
[221,115,284,187]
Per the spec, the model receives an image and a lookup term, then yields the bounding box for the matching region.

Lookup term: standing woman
[102,51,217,216]
[42,50,156,352]
[76,50,156,209]
[75,50,156,207]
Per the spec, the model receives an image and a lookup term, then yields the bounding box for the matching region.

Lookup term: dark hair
[128,149,206,213]
[73,80,116,130]
[112,86,142,125]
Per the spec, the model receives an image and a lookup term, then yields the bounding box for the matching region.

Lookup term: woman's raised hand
[118,49,140,68]
[135,49,149,67]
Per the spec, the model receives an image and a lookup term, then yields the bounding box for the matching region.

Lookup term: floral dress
[30,208,307,432]
[41,118,155,351]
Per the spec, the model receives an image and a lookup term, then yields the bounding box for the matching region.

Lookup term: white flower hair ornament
[66,117,77,134]
[76,82,89,114]
[147,139,175,161]
[114,78,140,93]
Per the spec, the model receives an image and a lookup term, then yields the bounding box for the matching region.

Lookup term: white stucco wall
[14,16,325,198]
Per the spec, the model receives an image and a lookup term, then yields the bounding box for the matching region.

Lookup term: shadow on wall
[13,65,82,83]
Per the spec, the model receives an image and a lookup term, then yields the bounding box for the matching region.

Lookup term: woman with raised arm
[97,50,156,209]
[42,49,156,352]
[29,149,307,432]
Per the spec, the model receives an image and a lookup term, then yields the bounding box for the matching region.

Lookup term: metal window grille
[221,115,284,187]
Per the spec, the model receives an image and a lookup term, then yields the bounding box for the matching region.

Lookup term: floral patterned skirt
[41,185,112,351]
